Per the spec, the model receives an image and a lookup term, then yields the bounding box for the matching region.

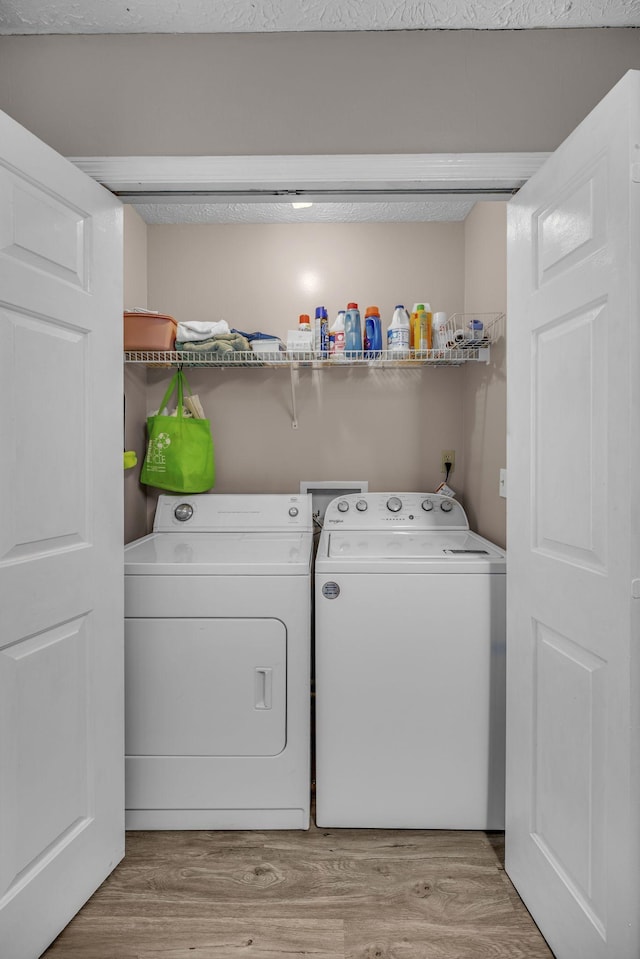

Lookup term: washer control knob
[337,500,350,513]
[421,499,434,512]
[174,503,194,523]
[355,499,368,512]
[288,506,299,517]
[386,496,402,513]
[440,499,454,512]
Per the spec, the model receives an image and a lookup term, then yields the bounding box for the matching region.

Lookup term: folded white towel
[176,320,230,342]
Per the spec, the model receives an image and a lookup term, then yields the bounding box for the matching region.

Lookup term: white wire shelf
[124,313,504,369]
[124,348,484,367]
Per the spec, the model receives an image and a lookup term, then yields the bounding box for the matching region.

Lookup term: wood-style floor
[43,820,555,958]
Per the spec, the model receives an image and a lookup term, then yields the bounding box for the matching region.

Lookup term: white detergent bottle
[329,309,346,358]
[387,304,410,357]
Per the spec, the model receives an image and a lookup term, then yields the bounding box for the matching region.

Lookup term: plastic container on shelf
[466,317,485,346]
[124,311,177,351]
[344,302,362,356]
[329,310,346,358]
[251,338,281,355]
[364,306,383,358]
[387,305,410,358]
[298,313,312,331]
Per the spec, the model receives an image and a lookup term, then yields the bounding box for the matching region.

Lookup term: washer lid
[319,529,505,573]
[125,531,313,575]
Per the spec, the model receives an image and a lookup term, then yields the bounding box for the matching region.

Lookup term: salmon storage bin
[124,312,177,350]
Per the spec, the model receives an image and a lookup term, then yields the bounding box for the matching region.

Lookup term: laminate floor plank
[261,828,495,863]
[42,827,554,959]
[344,917,554,958]
[87,860,514,923]
[45,917,345,959]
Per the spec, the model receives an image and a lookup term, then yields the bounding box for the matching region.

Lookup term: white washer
[315,492,506,829]
[124,493,312,830]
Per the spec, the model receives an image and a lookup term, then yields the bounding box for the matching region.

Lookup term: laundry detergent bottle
[344,302,363,356]
[364,306,382,357]
[387,304,410,357]
[329,309,346,358]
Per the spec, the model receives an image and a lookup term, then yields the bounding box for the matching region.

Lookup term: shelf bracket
[290,366,299,429]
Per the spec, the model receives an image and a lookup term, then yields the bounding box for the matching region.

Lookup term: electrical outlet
[441,450,455,474]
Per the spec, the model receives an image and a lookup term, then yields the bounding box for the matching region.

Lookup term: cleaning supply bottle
[410,310,419,351]
[298,313,311,331]
[344,302,362,356]
[329,309,346,358]
[432,311,448,352]
[387,305,410,357]
[411,303,432,353]
[410,303,421,350]
[314,306,329,357]
[364,306,382,358]
[467,317,484,346]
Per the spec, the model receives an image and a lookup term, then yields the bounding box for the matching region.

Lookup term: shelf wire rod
[290,366,299,430]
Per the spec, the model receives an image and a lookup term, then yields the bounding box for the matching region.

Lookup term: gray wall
[0,30,638,156]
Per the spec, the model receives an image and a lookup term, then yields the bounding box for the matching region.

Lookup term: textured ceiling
[133,198,478,224]
[1,0,639,34]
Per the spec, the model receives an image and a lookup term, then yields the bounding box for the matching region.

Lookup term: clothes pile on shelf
[175,320,260,365]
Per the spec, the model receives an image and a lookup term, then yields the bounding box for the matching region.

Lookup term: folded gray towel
[175,333,252,353]
[174,332,261,366]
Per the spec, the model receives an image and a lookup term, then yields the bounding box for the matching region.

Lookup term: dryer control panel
[323,493,469,530]
[153,493,313,532]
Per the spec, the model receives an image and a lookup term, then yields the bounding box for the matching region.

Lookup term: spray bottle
[314,306,329,357]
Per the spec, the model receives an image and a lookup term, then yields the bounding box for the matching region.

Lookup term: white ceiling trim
[71,152,550,197]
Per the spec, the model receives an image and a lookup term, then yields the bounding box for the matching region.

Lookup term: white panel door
[506,70,640,958]
[0,113,124,958]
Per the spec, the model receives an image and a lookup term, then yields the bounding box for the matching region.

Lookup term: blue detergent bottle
[364,305,382,358]
[344,302,362,357]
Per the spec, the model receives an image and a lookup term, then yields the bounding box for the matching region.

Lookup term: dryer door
[125,618,286,756]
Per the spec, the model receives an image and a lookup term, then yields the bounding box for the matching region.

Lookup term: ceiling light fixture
[291,201,313,209]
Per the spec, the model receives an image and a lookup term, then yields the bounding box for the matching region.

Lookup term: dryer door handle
[255,667,273,710]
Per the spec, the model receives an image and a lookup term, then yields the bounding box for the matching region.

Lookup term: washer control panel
[323,493,468,530]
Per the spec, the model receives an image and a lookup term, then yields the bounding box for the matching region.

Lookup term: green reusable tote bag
[140,370,215,493]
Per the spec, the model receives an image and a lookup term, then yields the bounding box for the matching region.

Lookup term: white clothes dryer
[315,492,506,829]
[124,493,312,830]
